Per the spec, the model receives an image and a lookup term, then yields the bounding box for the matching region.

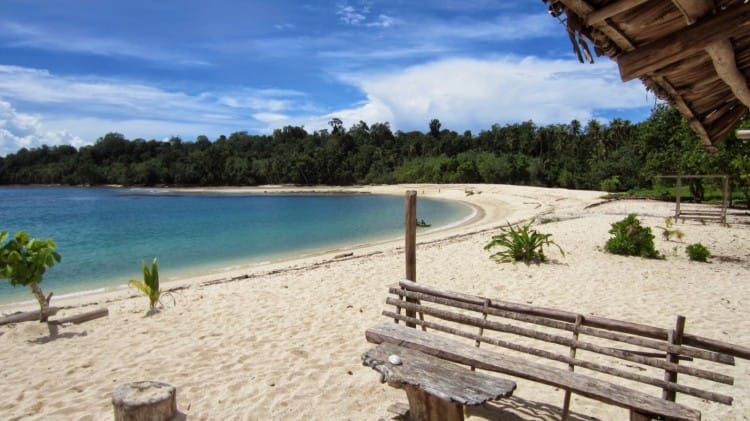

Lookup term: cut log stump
[112,381,176,421]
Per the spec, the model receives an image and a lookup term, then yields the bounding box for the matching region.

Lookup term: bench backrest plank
[366,322,702,421]
[385,280,742,406]
[398,280,750,360]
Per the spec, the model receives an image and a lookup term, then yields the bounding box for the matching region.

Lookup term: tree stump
[112,381,176,421]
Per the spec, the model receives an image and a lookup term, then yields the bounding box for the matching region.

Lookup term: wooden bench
[363,343,516,420]
[364,280,750,421]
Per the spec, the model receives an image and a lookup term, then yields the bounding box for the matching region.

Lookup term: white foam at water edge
[0,287,110,310]
[431,205,478,232]
[54,288,107,301]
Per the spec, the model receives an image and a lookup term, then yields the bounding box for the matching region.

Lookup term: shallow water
[0,187,471,304]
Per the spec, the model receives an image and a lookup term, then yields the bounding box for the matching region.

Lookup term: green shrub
[0,231,61,322]
[686,243,711,262]
[484,221,564,264]
[600,176,621,193]
[604,214,660,259]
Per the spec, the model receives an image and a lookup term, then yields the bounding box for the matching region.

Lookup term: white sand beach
[1,184,749,420]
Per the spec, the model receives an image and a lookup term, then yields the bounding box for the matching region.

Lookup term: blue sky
[0,0,654,156]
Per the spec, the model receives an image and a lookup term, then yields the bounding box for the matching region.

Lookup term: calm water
[0,187,471,304]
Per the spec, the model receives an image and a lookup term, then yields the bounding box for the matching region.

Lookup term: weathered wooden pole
[662,315,686,401]
[721,175,729,224]
[675,177,682,220]
[405,190,417,328]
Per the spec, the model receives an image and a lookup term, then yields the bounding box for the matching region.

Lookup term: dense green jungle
[2,104,749,207]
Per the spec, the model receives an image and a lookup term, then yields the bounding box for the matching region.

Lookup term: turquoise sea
[0,187,472,304]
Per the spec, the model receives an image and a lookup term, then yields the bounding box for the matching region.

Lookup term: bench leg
[405,386,464,421]
[630,410,652,421]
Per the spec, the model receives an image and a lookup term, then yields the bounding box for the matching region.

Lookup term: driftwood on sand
[49,308,109,325]
[0,307,60,326]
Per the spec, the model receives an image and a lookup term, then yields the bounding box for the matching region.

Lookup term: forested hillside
[1,105,748,201]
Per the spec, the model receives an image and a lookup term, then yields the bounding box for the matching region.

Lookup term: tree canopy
[1,105,748,205]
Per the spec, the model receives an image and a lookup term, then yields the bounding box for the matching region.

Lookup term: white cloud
[0,101,85,156]
[366,14,396,28]
[259,56,651,133]
[0,64,309,128]
[253,112,291,125]
[274,23,296,30]
[0,57,653,156]
[0,20,209,67]
[337,5,367,25]
[0,65,317,154]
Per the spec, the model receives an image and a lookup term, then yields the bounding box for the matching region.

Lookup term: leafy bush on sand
[484,221,564,264]
[0,231,61,322]
[686,243,711,262]
[604,214,661,259]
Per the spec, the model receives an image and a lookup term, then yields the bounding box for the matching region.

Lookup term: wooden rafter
[586,0,651,25]
[652,76,715,148]
[558,0,637,51]
[671,0,714,24]
[617,3,750,81]
[547,0,750,146]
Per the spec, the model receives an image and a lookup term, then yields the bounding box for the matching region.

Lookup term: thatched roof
[545,0,750,148]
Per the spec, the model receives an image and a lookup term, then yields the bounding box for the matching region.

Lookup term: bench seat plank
[363,342,516,406]
[366,322,702,421]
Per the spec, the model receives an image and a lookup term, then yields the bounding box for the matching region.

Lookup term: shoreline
[2,183,748,420]
[0,184,488,312]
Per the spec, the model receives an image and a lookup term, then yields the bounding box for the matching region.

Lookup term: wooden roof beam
[586,0,651,25]
[706,103,748,145]
[706,39,750,108]
[558,0,637,51]
[671,0,714,24]
[617,2,750,81]
[652,75,714,147]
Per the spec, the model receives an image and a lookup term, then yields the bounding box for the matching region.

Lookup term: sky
[0,0,656,157]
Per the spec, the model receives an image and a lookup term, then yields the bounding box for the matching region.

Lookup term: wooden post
[405,190,418,328]
[562,314,583,421]
[721,176,729,225]
[662,315,686,401]
[471,299,491,372]
[405,387,464,421]
[675,177,682,221]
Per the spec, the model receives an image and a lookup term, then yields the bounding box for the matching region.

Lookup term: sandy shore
[1,184,749,420]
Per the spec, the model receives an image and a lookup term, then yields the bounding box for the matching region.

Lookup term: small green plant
[0,231,61,322]
[129,258,167,315]
[658,217,685,241]
[604,214,661,259]
[600,176,621,193]
[686,243,711,262]
[484,221,564,264]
